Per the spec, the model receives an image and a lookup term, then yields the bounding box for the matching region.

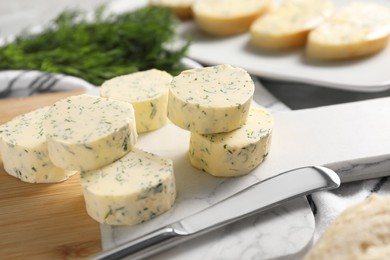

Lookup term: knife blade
[91,166,340,260]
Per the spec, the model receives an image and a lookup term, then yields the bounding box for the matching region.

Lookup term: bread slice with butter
[304,195,390,260]
[193,0,272,36]
[149,0,195,20]
[250,0,333,50]
[306,2,390,60]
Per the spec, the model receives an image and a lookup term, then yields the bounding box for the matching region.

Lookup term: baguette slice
[304,195,390,260]
[306,2,390,60]
[250,0,333,50]
[193,0,272,36]
[149,0,195,20]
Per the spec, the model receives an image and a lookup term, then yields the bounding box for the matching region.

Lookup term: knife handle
[325,154,390,183]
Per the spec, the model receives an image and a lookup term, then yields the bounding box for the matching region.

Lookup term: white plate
[177,0,390,92]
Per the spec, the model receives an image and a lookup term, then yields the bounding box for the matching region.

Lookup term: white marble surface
[100,82,317,260]
[101,95,390,259]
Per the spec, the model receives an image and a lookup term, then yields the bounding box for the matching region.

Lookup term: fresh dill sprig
[0,6,189,86]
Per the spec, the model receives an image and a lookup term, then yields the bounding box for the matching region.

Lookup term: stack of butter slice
[167,64,274,177]
[0,94,177,226]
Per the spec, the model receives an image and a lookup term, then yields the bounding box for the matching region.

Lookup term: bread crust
[250,0,333,50]
[306,2,390,60]
[304,195,390,260]
[193,0,272,36]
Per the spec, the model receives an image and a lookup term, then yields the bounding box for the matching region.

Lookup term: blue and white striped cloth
[0,70,96,98]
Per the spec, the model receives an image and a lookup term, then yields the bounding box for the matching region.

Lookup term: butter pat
[167,64,254,134]
[80,147,176,225]
[100,69,172,133]
[193,0,272,36]
[189,106,273,177]
[0,107,76,183]
[306,2,390,60]
[44,95,137,172]
[250,0,333,50]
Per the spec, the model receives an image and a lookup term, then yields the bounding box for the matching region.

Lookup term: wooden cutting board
[0,90,101,259]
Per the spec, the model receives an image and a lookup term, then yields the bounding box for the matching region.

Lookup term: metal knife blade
[91,166,340,260]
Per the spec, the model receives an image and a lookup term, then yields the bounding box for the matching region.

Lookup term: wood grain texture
[0,90,102,259]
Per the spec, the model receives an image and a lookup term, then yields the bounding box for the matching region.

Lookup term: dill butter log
[189,106,273,177]
[80,147,176,225]
[192,0,272,36]
[250,0,333,50]
[167,64,255,134]
[100,69,172,133]
[44,95,137,172]
[306,2,390,60]
[0,107,76,183]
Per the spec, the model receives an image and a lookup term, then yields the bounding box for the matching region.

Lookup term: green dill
[0,6,189,86]
[150,102,157,119]
[122,134,129,151]
[84,144,93,150]
[105,206,125,220]
[152,183,164,195]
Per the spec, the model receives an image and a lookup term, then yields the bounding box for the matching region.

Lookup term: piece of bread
[192,0,273,36]
[304,195,390,260]
[306,2,390,60]
[149,0,195,20]
[250,0,333,50]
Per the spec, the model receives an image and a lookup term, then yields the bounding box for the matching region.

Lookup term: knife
[91,166,340,260]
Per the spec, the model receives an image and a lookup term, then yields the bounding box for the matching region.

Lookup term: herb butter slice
[44,95,137,172]
[80,147,176,225]
[100,69,172,133]
[0,107,76,183]
[167,64,255,134]
[189,106,273,177]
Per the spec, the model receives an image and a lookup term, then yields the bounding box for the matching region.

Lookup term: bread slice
[149,0,195,20]
[306,2,390,60]
[250,0,333,50]
[192,0,273,36]
[304,195,390,260]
